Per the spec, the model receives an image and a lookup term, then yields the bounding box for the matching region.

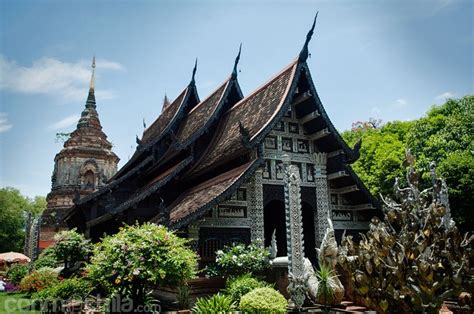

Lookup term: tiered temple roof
[65,18,380,238]
[189,61,298,176]
[167,160,258,227]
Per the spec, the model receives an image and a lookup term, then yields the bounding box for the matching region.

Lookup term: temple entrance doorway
[264,200,287,257]
[302,202,317,264]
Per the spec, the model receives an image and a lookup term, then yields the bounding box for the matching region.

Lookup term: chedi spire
[86,56,96,107]
[78,56,101,130]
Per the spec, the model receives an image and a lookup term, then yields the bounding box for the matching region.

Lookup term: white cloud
[435,91,455,100]
[395,99,407,106]
[0,55,124,101]
[95,59,124,71]
[0,113,13,133]
[429,0,458,16]
[436,0,456,9]
[49,114,80,130]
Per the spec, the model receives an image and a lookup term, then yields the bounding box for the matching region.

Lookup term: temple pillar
[248,169,264,244]
[313,152,330,246]
[283,155,306,309]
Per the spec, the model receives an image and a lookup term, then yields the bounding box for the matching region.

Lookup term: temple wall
[188,106,372,262]
[54,156,117,189]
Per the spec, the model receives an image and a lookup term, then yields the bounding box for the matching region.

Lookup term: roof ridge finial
[190,58,197,85]
[161,93,171,112]
[90,56,96,91]
[231,43,242,79]
[298,11,318,63]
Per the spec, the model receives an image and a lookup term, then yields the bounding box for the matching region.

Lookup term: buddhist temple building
[64,18,381,265]
[38,58,119,250]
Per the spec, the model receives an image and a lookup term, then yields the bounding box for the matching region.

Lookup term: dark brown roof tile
[170,161,254,223]
[142,88,187,145]
[191,61,297,174]
[176,81,229,144]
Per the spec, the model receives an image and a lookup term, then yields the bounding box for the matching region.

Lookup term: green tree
[0,187,47,252]
[407,96,473,232]
[0,187,29,252]
[342,120,412,197]
[342,96,473,232]
[437,151,474,232]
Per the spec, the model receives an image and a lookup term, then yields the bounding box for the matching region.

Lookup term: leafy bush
[7,264,29,284]
[20,267,58,293]
[34,246,58,270]
[192,293,236,313]
[34,277,92,301]
[225,273,271,303]
[239,287,287,313]
[215,241,270,277]
[86,223,198,305]
[53,228,92,269]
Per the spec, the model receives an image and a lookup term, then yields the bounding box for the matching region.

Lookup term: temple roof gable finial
[161,93,171,112]
[298,11,318,63]
[190,58,197,85]
[231,43,242,80]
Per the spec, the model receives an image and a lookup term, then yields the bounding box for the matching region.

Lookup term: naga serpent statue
[268,219,345,306]
[304,218,345,305]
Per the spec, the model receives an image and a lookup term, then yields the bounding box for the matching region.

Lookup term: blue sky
[0,0,472,198]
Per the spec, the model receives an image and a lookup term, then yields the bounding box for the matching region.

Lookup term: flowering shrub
[86,223,198,304]
[53,228,92,269]
[20,267,59,294]
[7,264,29,284]
[34,246,58,270]
[215,241,270,277]
[225,273,272,303]
[203,263,219,278]
[239,287,287,313]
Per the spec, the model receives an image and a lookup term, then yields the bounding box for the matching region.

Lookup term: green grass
[0,293,40,314]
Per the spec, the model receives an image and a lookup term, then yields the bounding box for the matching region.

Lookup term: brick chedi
[39,58,119,250]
